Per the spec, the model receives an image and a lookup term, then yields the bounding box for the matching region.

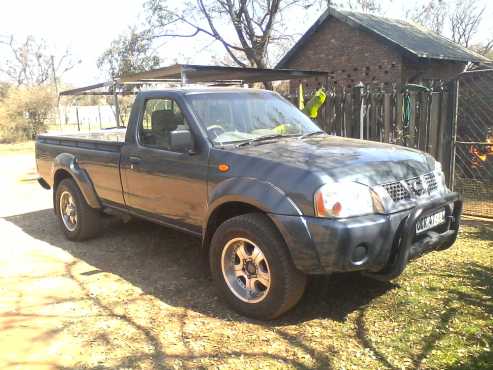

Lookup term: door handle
[128,156,142,170]
[129,156,142,164]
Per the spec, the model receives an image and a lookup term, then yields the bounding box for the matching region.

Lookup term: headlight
[434,160,448,191]
[434,160,442,173]
[314,182,384,218]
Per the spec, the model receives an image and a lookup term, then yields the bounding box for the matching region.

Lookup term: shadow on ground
[4,209,493,369]
[6,208,395,325]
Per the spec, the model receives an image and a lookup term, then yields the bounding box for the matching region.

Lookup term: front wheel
[209,213,306,319]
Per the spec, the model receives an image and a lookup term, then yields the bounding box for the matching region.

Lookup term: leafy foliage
[97,28,161,79]
[0,85,56,142]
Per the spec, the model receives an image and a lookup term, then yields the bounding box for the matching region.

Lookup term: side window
[139,98,190,151]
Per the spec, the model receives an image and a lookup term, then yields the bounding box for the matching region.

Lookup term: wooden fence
[290,82,458,183]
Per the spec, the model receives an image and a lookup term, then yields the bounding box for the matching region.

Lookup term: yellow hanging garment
[303,88,327,119]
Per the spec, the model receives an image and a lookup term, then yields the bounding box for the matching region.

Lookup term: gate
[453,69,493,218]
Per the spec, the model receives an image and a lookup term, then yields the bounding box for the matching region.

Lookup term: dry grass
[0,140,34,155]
[0,146,492,370]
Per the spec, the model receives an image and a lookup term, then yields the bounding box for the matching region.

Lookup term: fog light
[352,244,368,265]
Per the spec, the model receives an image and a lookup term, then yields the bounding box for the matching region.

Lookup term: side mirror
[170,130,195,153]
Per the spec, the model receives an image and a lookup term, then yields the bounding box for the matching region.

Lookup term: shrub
[0,85,56,143]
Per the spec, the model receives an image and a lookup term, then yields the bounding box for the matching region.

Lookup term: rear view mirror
[170,130,194,153]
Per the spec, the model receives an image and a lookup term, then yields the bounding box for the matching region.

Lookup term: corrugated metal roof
[277,7,491,68]
[60,64,328,96]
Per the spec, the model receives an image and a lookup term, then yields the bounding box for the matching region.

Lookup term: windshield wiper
[299,130,326,139]
[236,134,294,147]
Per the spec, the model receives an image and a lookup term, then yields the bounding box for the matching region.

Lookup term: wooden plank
[417,91,428,151]
[437,90,449,164]
[428,92,441,158]
[383,93,391,143]
[395,92,403,145]
[352,85,363,139]
[407,92,416,147]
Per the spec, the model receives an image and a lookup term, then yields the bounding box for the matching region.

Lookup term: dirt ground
[0,148,492,370]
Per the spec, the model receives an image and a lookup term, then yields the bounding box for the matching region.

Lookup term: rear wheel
[55,178,101,241]
[210,213,306,319]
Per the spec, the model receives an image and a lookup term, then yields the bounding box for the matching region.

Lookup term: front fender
[52,153,101,209]
[207,177,302,218]
[206,177,323,273]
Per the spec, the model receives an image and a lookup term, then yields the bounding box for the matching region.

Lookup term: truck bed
[36,128,126,205]
[37,128,126,151]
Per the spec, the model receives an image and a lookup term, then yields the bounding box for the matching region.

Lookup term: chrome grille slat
[382,181,410,202]
[381,172,438,202]
[423,172,438,193]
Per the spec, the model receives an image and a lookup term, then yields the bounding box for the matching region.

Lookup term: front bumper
[270,192,462,279]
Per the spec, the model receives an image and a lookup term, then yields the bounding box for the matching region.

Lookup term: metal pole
[98,105,102,129]
[113,83,120,127]
[449,79,460,191]
[51,55,62,130]
[76,107,80,131]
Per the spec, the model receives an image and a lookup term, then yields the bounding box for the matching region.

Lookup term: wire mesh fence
[454,69,493,218]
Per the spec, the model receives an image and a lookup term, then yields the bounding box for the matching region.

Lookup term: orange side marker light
[218,163,230,172]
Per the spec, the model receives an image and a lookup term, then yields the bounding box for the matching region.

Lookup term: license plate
[416,209,446,234]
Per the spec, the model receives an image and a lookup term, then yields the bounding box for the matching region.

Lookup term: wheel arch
[203,177,303,255]
[52,153,101,209]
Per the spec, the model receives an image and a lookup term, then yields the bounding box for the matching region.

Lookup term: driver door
[121,96,208,233]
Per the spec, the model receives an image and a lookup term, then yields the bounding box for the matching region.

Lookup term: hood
[234,135,434,186]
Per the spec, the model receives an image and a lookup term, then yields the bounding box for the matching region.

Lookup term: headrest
[151,110,178,132]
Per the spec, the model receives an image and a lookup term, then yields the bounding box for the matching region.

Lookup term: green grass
[351,220,493,369]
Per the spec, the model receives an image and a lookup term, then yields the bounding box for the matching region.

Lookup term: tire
[54,178,101,241]
[209,213,307,320]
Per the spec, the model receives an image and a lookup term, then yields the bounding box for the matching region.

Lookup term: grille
[423,172,438,193]
[382,172,438,202]
[382,181,411,202]
[406,177,426,196]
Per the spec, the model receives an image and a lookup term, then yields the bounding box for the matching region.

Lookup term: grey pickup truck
[36,88,462,319]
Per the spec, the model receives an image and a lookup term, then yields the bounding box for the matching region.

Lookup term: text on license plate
[416,209,446,234]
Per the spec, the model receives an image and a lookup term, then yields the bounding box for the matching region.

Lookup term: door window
[139,98,190,151]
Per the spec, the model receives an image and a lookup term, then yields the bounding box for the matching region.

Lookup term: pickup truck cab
[36,88,462,319]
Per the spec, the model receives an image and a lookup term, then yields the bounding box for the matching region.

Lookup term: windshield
[185,91,321,145]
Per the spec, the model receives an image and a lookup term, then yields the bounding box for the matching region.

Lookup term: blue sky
[1,0,491,87]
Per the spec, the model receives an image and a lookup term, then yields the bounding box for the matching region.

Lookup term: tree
[407,0,448,35]
[0,35,78,86]
[143,0,324,70]
[341,0,384,13]
[407,0,487,49]
[97,28,161,79]
[449,0,485,48]
[0,85,56,142]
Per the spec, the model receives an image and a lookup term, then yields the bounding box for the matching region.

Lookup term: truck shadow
[5,208,395,325]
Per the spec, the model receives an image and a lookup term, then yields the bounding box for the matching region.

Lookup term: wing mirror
[170,130,195,154]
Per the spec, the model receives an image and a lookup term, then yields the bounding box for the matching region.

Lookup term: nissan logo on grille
[409,178,425,196]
